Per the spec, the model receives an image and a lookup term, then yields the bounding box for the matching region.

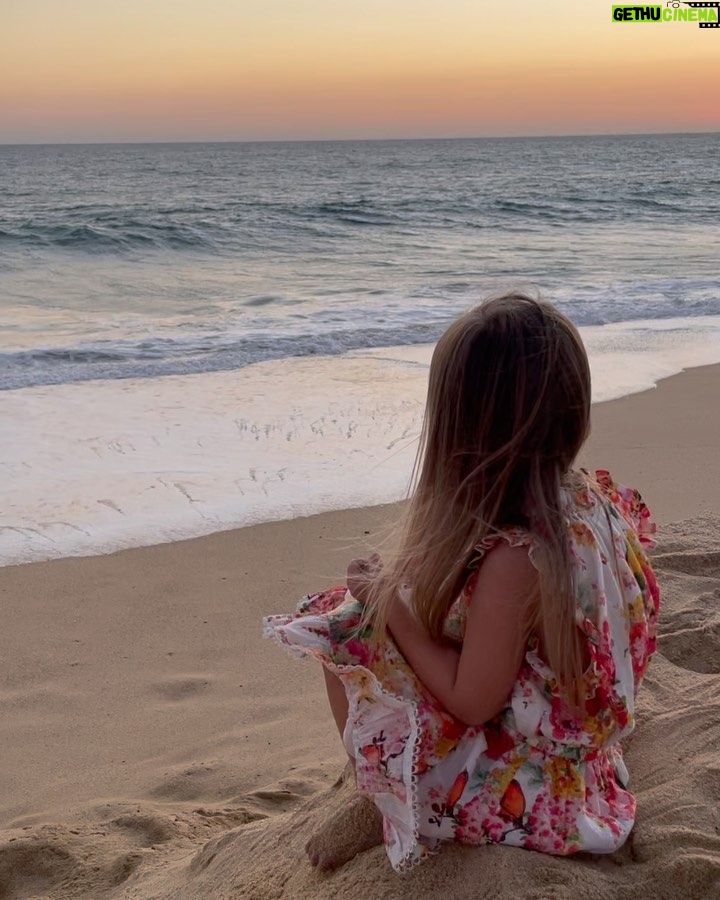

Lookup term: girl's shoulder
[473,524,536,554]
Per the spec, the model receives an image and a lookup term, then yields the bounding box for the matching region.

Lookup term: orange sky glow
[1,1,718,143]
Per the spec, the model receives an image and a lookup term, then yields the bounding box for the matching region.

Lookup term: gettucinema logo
[612,2,720,27]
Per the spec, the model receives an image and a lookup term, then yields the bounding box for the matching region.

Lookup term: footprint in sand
[0,838,76,898]
[151,675,212,702]
[193,807,267,827]
[657,589,720,675]
[249,788,302,808]
[106,850,145,888]
[653,550,720,580]
[700,762,720,805]
[148,762,229,802]
[107,813,175,848]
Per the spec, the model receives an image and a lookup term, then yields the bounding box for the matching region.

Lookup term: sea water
[1,135,719,564]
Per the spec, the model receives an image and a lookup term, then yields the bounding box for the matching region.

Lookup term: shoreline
[3,359,718,573]
[0,316,720,565]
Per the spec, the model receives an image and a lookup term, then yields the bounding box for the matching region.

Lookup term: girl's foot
[305,793,383,871]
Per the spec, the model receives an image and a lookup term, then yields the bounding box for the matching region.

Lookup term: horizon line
[1,128,718,148]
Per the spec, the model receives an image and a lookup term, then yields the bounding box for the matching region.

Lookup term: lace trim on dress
[262,610,425,872]
[469,527,540,571]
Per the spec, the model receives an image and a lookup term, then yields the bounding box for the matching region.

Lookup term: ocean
[2,133,719,564]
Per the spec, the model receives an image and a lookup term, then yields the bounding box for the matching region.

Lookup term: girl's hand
[346,553,383,605]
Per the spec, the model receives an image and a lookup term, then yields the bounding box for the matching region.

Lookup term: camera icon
[677,1,720,27]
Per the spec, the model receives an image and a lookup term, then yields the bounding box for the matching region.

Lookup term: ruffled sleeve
[470,526,538,568]
[593,469,657,548]
[441,528,537,644]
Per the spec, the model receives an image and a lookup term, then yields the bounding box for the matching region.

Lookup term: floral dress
[263,470,660,871]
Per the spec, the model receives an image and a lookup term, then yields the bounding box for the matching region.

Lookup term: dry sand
[1,365,719,899]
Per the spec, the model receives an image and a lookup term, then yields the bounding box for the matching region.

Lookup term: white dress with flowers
[263,471,660,870]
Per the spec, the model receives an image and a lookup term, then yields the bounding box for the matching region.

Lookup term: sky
[1,0,718,143]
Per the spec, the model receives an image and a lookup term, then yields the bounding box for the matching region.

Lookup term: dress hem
[262,612,425,872]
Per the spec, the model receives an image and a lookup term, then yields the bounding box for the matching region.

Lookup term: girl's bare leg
[305,668,384,871]
[323,668,350,747]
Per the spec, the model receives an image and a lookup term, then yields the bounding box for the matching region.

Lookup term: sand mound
[3,518,720,899]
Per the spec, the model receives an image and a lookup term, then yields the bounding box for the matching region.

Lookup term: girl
[264,294,660,872]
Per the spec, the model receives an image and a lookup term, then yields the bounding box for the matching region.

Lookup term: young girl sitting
[264,294,660,872]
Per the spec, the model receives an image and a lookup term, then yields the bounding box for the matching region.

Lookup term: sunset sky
[1,0,718,143]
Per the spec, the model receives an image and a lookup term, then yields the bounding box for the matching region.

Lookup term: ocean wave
[3,299,720,392]
[0,218,225,252]
[2,187,717,254]
[0,324,443,390]
[297,199,402,227]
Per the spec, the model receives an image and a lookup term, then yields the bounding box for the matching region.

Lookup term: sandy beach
[1,364,719,899]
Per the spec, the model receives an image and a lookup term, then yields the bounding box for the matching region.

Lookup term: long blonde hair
[365,293,591,706]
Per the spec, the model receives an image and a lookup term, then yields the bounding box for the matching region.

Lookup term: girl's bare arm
[386,543,536,726]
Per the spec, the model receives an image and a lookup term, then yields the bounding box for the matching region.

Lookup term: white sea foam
[2,316,720,566]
